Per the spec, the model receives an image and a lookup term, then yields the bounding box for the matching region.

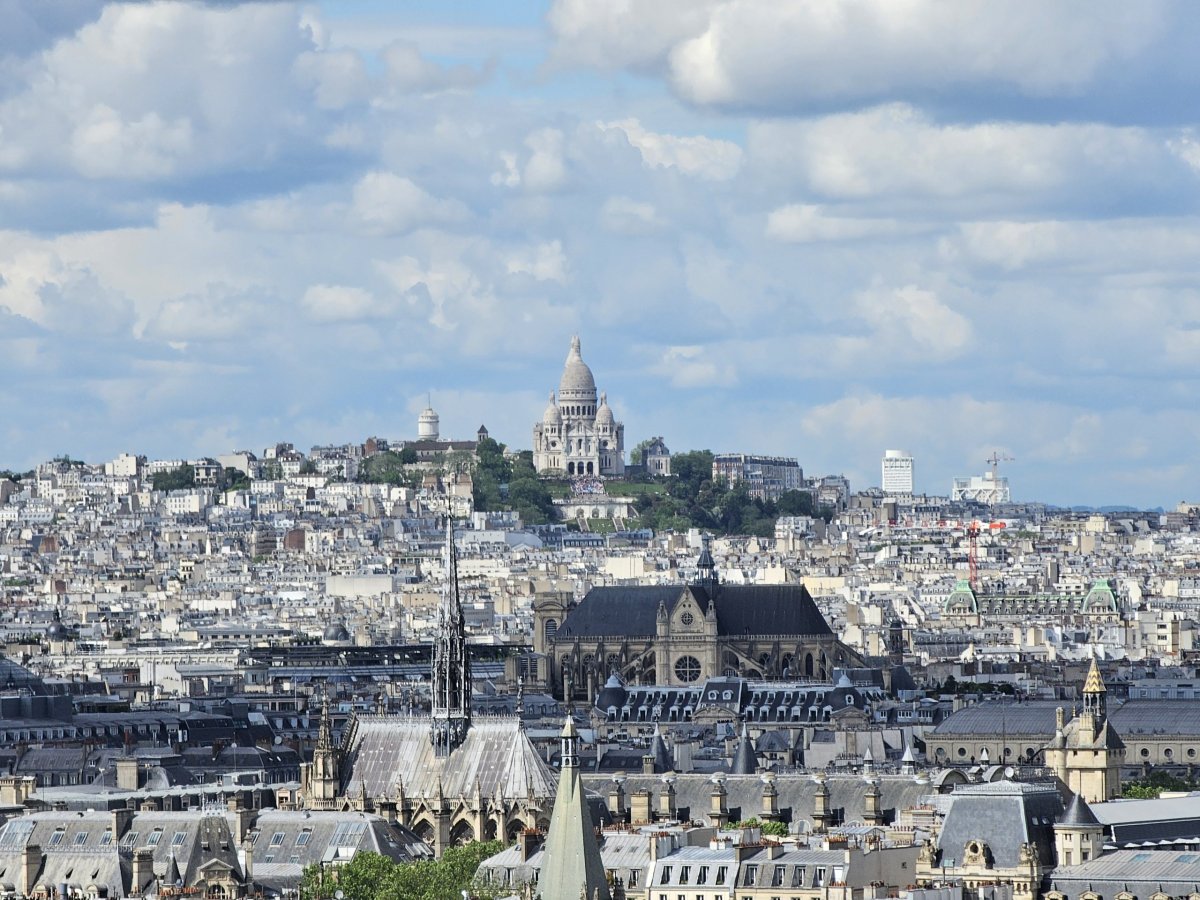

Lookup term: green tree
[300,842,506,900]
[151,464,195,492]
[397,446,418,465]
[630,438,655,466]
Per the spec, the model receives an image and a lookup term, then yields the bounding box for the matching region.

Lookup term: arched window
[544,619,558,642]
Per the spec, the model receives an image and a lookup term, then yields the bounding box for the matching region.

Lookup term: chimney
[111,808,134,840]
[20,844,42,896]
[116,757,140,791]
[658,778,677,820]
[642,752,656,775]
[226,799,255,843]
[242,837,254,884]
[760,775,779,820]
[132,848,155,894]
[709,777,728,828]
[607,778,627,822]
[517,829,543,862]
[630,789,652,825]
[813,774,831,834]
[864,778,883,826]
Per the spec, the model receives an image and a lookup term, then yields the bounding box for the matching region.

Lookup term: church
[298,519,557,854]
[532,336,625,477]
[533,544,862,702]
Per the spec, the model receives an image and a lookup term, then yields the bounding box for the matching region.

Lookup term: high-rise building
[881,449,914,495]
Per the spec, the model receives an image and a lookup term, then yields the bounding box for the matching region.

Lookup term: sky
[1,0,1199,507]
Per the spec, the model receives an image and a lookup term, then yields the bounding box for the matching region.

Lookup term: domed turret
[595,392,614,427]
[558,335,597,405]
[542,392,562,426]
[418,401,439,441]
[595,672,627,711]
[323,621,351,644]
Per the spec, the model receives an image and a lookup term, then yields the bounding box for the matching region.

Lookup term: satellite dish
[273,736,283,745]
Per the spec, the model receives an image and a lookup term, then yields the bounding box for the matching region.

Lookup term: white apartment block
[881,449,914,495]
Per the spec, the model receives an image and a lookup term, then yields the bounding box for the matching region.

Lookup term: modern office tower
[881,449,914,495]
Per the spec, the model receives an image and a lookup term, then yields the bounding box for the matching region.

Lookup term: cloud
[521,128,567,192]
[651,345,737,389]
[379,40,492,96]
[746,106,1180,211]
[549,0,1179,116]
[599,196,664,234]
[854,284,972,358]
[505,240,568,283]
[350,171,468,234]
[765,204,902,242]
[598,118,742,180]
[301,284,378,322]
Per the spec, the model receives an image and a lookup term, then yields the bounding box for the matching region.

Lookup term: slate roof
[1091,794,1200,843]
[1059,793,1100,827]
[933,699,1200,739]
[342,714,556,802]
[1049,849,1200,898]
[557,584,833,640]
[936,781,1062,869]
[248,810,430,892]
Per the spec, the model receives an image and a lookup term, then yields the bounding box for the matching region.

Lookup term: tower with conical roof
[1054,792,1105,867]
[532,336,625,477]
[537,718,611,900]
[1044,657,1124,803]
[430,516,471,757]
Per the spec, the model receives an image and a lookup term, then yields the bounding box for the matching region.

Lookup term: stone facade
[533,337,624,477]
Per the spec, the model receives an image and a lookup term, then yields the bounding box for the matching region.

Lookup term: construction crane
[986,451,1014,481]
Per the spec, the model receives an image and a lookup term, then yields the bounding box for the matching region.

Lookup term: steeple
[695,534,719,594]
[430,515,471,757]
[307,680,339,808]
[1082,655,1107,722]
[538,718,611,900]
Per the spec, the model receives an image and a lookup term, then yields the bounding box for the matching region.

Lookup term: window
[697,866,708,885]
[744,865,758,886]
[99,830,113,847]
[791,866,806,887]
[270,832,286,847]
[661,867,672,885]
[680,612,694,626]
[121,832,139,848]
[147,830,163,846]
[674,656,701,683]
[772,865,786,887]
[680,867,690,885]
[48,831,65,847]
[172,832,187,847]
[296,832,311,846]
[715,867,727,884]
[815,867,826,887]
[74,832,88,846]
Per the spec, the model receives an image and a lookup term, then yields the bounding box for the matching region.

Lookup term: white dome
[558,335,597,401]
[542,392,561,425]
[595,392,614,426]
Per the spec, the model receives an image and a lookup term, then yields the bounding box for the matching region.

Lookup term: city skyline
[2,1,1200,506]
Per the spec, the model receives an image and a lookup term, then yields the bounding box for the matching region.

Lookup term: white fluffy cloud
[549,0,1176,113]
[351,171,468,234]
[598,118,742,180]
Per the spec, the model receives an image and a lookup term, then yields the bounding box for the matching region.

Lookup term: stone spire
[1082,655,1107,722]
[430,515,471,757]
[538,718,611,900]
[729,723,758,775]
